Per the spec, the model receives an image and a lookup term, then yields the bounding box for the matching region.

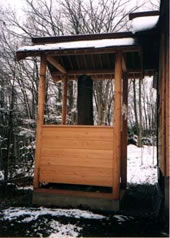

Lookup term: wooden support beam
[122,56,127,72]
[165,37,169,177]
[33,55,47,189]
[121,73,128,188]
[52,68,144,77]
[47,56,66,74]
[112,51,122,200]
[129,11,159,20]
[32,32,134,44]
[62,76,68,124]
[160,33,165,175]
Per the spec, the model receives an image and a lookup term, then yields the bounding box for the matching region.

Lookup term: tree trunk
[77,75,93,125]
[138,79,143,147]
[4,85,14,190]
[133,79,138,135]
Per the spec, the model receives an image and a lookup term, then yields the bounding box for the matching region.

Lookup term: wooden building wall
[158,0,169,178]
[157,0,169,216]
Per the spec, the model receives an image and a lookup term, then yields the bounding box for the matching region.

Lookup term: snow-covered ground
[127,145,157,185]
[2,207,105,221]
[0,207,105,237]
[0,207,135,237]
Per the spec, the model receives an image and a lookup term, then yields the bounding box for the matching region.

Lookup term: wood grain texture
[121,73,128,188]
[112,51,122,200]
[33,55,47,189]
[39,126,113,187]
[47,56,66,74]
[40,149,112,168]
[165,35,169,177]
[39,165,112,187]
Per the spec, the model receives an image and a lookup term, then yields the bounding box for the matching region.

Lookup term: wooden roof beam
[129,11,159,20]
[47,56,66,74]
[52,68,143,76]
[16,46,141,61]
[122,56,127,72]
[32,32,134,45]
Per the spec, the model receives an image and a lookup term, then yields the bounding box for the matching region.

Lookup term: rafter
[47,56,66,74]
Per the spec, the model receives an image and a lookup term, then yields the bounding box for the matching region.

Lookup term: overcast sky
[0,0,24,9]
[0,0,160,16]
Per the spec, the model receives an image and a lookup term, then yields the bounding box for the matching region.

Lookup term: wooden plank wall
[159,29,169,177]
[165,32,169,177]
[39,126,114,187]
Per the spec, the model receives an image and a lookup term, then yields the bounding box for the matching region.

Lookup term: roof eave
[16,44,141,61]
[31,32,134,45]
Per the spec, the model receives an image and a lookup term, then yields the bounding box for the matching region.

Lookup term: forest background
[0,0,159,184]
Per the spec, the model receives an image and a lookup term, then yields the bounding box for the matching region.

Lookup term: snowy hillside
[127,145,157,185]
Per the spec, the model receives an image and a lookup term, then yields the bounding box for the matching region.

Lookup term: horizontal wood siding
[165,35,169,177]
[159,30,169,177]
[39,126,113,187]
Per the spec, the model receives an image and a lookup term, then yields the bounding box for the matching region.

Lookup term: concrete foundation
[33,189,125,211]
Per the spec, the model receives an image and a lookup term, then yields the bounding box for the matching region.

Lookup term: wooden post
[160,33,165,175]
[121,73,128,188]
[165,38,169,177]
[113,51,122,200]
[62,76,68,124]
[33,55,47,189]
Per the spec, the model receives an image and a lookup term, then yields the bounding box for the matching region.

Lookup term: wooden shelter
[16,4,169,212]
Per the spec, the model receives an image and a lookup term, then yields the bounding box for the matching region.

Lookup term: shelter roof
[16,11,160,80]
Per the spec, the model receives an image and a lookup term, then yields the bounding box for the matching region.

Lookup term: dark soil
[0,180,169,237]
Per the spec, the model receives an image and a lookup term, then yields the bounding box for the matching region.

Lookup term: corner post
[113,51,123,200]
[62,76,68,124]
[33,54,47,189]
[121,73,128,188]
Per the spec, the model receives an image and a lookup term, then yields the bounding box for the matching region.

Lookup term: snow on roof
[131,15,159,34]
[17,37,135,52]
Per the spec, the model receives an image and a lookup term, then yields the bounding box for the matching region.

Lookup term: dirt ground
[0,179,169,237]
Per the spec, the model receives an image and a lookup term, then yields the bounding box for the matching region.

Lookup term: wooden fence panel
[39,126,114,187]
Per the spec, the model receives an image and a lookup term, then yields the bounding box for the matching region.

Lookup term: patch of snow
[14,167,33,178]
[160,232,169,236]
[22,119,36,124]
[18,127,35,138]
[16,185,33,190]
[114,215,134,224]
[0,170,4,181]
[71,108,77,113]
[128,145,157,185]
[132,16,159,33]
[17,38,135,53]
[0,207,105,222]
[48,220,82,237]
